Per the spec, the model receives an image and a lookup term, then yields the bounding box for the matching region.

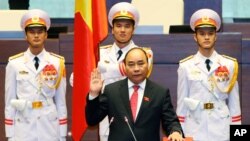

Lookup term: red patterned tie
[130,85,139,121]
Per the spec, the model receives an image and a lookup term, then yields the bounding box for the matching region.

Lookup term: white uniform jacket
[5,49,67,141]
[98,41,153,141]
[98,41,153,85]
[176,51,241,141]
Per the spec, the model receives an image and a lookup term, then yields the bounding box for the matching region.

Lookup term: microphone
[124,116,138,141]
[104,117,114,135]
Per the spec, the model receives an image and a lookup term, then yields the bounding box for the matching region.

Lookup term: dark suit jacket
[86,78,183,141]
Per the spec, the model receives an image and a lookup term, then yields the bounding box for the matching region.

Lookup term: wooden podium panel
[163,136,193,141]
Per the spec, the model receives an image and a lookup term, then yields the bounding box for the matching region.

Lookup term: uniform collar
[26,48,46,61]
[114,40,136,53]
[195,50,222,74]
[196,50,219,65]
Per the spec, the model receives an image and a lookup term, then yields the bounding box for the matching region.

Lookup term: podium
[163,136,193,141]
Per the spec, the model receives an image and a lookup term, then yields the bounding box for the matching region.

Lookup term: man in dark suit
[86,48,184,141]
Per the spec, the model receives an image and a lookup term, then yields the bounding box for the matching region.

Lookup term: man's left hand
[168,131,184,141]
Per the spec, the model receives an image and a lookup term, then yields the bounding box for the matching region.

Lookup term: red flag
[72,0,108,140]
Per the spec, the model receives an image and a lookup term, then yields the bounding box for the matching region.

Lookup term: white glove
[60,137,66,141]
[184,97,201,122]
[10,99,27,111]
[97,62,107,73]
[69,73,74,87]
[184,97,200,111]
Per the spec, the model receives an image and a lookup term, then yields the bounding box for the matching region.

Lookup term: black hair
[112,18,135,27]
[194,26,216,33]
[124,47,148,65]
[25,26,47,33]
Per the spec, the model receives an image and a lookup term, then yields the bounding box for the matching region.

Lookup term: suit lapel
[119,79,134,122]
[119,79,154,123]
[135,79,152,123]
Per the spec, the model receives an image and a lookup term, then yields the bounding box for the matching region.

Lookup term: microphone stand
[124,116,138,141]
[104,117,114,135]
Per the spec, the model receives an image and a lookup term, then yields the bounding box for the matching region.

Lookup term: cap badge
[120,10,128,16]
[201,16,210,23]
[32,16,40,23]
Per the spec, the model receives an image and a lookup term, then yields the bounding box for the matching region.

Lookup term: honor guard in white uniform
[97,2,153,141]
[176,9,241,141]
[68,2,153,140]
[5,9,67,141]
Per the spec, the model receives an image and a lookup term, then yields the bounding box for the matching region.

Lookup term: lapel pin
[143,96,150,102]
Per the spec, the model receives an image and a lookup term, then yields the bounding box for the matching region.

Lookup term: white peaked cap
[20,9,51,30]
[108,2,139,27]
[190,8,221,31]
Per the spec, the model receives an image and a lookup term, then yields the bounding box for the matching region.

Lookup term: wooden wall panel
[0,39,60,63]
[0,66,6,141]
[241,65,250,124]
[242,39,250,64]
[59,33,74,64]
[62,33,242,64]
[223,23,250,38]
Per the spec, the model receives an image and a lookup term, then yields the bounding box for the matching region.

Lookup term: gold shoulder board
[222,55,237,61]
[100,45,112,49]
[141,47,151,50]
[50,52,65,60]
[9,52,24,61]
[179,55,194,63]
